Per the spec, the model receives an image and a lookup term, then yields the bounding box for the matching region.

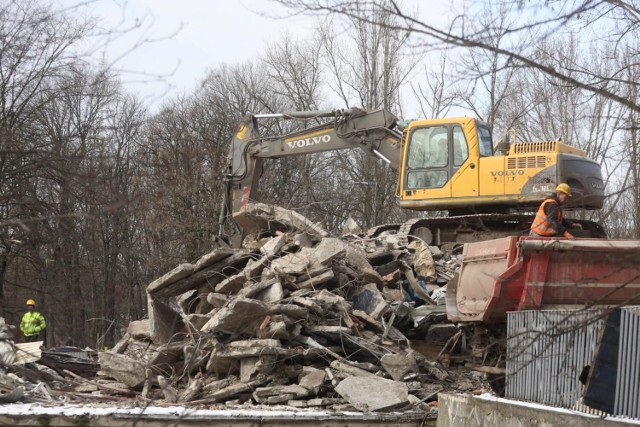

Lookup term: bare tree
[450,1,526,131]
[411,54,457,118]
[272,0,640,113]
[0,0,91,324]
[318,8,417,228]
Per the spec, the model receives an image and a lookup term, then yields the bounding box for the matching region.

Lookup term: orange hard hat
[26,299,36,306]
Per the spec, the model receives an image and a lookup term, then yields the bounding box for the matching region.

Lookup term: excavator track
[366,213,607,248]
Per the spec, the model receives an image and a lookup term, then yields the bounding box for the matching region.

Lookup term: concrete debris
[97,352,147,388]
[351,283,389,320]
[0,204,487,414]
[126,319,151,339]
[335,375,409,412]
[0,318,16,366]
[342,215,363,235]
[88,204,482,409]
[381,350,420,381]
[14,342,41,365]
[408,240,436,281]
[233,202,328,242]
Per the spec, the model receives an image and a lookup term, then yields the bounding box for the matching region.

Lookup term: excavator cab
[398,117,605,213]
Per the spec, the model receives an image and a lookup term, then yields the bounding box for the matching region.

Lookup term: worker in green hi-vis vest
[20,299,46,346]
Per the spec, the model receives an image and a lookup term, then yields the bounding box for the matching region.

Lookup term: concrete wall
[437,393,640,427]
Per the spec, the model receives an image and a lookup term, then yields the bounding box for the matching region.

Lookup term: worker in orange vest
[530,183,582,239]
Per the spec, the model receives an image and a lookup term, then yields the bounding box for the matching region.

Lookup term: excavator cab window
[478,125,493,156]
[405,126,449,189]
[453,125,469,166]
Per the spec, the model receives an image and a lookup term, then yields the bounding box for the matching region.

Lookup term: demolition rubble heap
[11,203,485,411]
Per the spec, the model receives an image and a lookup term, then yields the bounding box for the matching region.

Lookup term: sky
[54,0,462,115]
[59,0,323,107]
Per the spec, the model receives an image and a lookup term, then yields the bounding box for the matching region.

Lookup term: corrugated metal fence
[615,307,640,418]
[506,308,604,410]
[506,307,640,420]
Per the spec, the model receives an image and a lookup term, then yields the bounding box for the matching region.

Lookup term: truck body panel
[448,237,640,322]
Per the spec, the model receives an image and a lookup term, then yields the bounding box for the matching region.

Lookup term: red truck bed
[447,236,640,322]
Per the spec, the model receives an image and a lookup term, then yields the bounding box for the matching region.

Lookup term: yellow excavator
[219,108,606,245]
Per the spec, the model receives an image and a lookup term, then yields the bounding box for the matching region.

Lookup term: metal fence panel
[614,307,640,418]
[506,309,604,410]
[507,307,640,420]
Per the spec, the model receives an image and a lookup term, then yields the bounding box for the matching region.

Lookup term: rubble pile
[94,203,486,412]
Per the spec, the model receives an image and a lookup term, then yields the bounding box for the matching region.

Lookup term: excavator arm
[219,107,402,238]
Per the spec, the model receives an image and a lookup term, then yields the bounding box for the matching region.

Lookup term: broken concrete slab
[110,333,130,354]
[345,245,384,289]
[253,384,309,404]
[179,378,203,402]
[270,252,312,276]
[408,240,436,281]
[237,278,279,299]
[268,303,309,319]
[206,292,227,308]
[257,315,301,340]
[98,352,147,388]
[157,375,178,402]
[153,252,254,298]
[308,397,346,407]
[298,367,326,393]
[126,319,151,340]
[201,377,233,394]
[292,233,314,249]
[381,351,419,381]
[176,289,198,315]
[294,269,335,289]
[203,376,269,402]
[255,280,284,303]
[330,360,376,378]
[148,341,185,368]
[290,296,323,315]
[352,309,383,332]
[194,248,236,271]
[147,294,182,345]
[259,234,287,257]
[304,325,352,339]
[243,255,270,279]
[218,344,293,359]
[214,271,247,294]
[233,203,328,241]
[300,237,348,266]
[205,351,238,376]
[200,297,269,335]
[227,338,280,349]
[314,289,351,313]
[147,263,197,295]
[335,375,409,412]
[351,283,389,320]
[342,216,363,235]
[240,355,277,382]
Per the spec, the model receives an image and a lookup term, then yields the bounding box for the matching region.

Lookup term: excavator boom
[220,108,402,237]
